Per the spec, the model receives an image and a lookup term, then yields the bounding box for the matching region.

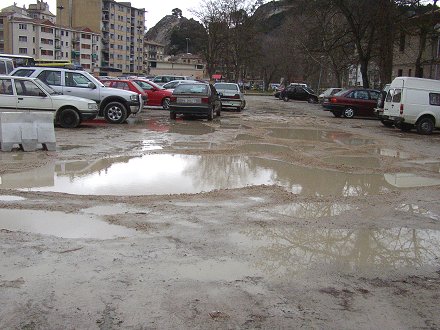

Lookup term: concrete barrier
[0,112,56,152]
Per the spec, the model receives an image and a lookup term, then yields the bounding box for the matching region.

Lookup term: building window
[399,32,405,52]
[19,24,27,30]
[408,69,412,77]
[66,31,69,36]
[41,49,54,56]
[397,69,403,77]
[41,27,54,34]
[18,36,27,42]
[81,44,91,49]
[61,31,64,36]
[19,48,28,54]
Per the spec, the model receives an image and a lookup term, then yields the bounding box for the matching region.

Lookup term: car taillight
[201,97,209,104]
[170,96,177,102]
[400,104,404,115]
[330,97,337,103]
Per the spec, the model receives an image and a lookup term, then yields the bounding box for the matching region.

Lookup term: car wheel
[216,104,221,117]
[170,111,176,120]
[416,117,434,135]
[207,107,214,121]
[282,95,289,102]
[162,97,170,110]
[104,102,128,124]
[58,108,80,128]
[236,106,241,112]
[343,107,355,118]
[307,97,316,103]
[380,119,394,128]
[332,111,342,118]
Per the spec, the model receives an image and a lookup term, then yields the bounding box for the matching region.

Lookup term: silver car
[214,82,246,112]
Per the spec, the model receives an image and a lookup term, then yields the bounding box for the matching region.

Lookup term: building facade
[57,0,145,75]
[148,53,207,79]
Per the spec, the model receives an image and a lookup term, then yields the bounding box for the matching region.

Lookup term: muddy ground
[1,95,440,329]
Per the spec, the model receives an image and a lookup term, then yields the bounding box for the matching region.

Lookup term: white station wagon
[0,75,98,128]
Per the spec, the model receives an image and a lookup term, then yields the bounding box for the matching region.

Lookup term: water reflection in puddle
[0,209,137,239]
[377,148,411,159]
[396,204,440,221]
[269,128,375,145]
[235,134,262,141]
[270,202,354,218]
[1,155,439,196]
[230,227,440,275]
[236,143,292,154]
[323,156,380,168]
[81,204,150,216]
[0,195,26,202]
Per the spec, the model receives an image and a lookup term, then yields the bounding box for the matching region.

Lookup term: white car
[0,75,98,128]
[214,82,246,111]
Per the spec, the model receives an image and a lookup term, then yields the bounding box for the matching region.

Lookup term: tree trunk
[360,59,370,88]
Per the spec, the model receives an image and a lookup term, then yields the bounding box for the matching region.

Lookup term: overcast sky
[2,0,201,29]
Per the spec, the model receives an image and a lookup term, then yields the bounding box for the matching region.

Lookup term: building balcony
[102,15,109,21]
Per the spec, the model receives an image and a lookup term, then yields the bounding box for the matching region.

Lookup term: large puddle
[1,154,439,196]
[230,227,440,275]
[0,209,137,239]
[269,128,375,145]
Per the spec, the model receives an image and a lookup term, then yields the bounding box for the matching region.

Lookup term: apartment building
[144,40,165,73]
[0,12,100,74]
[56,0,145,75]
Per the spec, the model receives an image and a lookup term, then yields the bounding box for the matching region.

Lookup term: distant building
[148,52,207,79]
[56,0,146,75]
[28,1,56,23]
[144,40,164,74]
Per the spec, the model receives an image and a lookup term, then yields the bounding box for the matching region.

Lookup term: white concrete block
[0,112,56,152]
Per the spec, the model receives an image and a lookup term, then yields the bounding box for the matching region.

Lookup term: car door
[0,77,17,111]
[367,90,380,116]
[136,81,158,105]
[36,70,63,94]
[296,87,308,101]
[14,79,53,112]
[351,90,370,115]
[63,71,98,102]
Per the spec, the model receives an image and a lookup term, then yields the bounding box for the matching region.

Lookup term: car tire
[104,102,128,124]
[216,105,221,117]
[58,108,80,128]
[332,111,342,118]
[170,111,176,120]
[343,107,355,118]
[282,96,289,102]
[207,107,214,121]
[380,119,394,128]
[416,117,434,135]
[162,97,170,110]
[236,106,241,112]
[307,97,316,103]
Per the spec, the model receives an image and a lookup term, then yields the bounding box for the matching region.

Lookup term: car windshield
[34,78,58,95]
[173,84,208,95]
[215,83,238,91]
[304,87,315,94]
[131,81,145,94]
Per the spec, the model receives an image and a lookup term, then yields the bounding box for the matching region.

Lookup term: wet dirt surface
[1,96,440,329]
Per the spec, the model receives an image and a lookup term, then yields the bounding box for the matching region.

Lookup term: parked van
[382,77,440,134]
[0,57,14,75]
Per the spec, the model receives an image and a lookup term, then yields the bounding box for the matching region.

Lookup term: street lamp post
[186,38,190,54]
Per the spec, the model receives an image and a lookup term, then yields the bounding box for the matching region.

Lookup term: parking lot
[1,95,440,329]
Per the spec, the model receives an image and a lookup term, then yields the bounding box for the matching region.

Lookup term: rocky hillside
[145,15,181,46]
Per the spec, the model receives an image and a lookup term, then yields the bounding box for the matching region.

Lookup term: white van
[382,77,440,134]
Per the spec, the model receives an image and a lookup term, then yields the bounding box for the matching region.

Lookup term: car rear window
[215,84,238,91]
[174,84,208,95]
[392,89,402,103]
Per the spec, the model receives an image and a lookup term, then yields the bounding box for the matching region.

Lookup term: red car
[131,79,172,110]
[323,88,380,118]
[101,79,148,105]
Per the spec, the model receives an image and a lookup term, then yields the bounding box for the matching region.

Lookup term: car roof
[0,74,36,81]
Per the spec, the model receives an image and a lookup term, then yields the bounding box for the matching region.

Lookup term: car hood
[218,89,242,96]
[51,94,96,103]
[101,86,139,97]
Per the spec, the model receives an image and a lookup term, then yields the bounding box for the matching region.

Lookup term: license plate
[177,97,200,104]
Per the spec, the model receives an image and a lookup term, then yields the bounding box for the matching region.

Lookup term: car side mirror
[88,82,96,89]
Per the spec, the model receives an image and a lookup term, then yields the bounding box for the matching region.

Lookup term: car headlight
[130,94,138,102]
[88,103,98,110]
